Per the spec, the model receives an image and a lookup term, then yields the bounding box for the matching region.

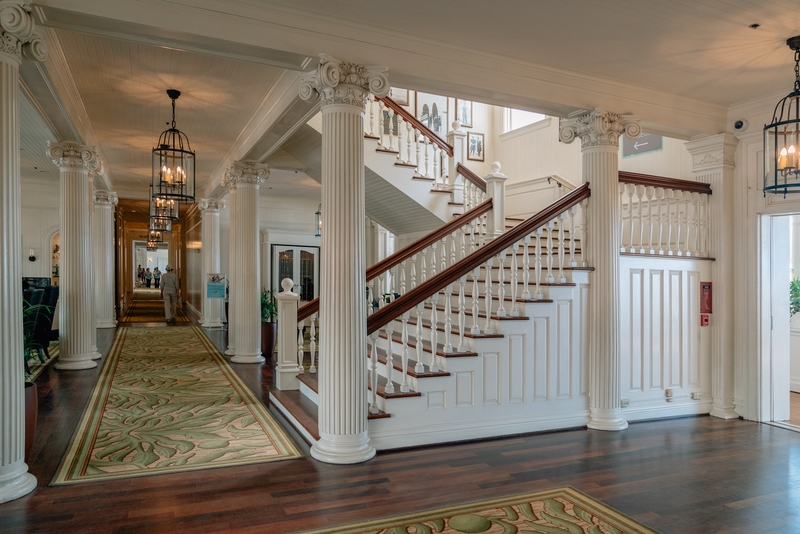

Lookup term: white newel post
[48,141,102,369]
[685,133,739,419]
[0,0,46,504]
[300,54,389,464]
[448,120,466,202]
[198,198,225,328]
[485,162,508,239]
[93,190,118,328]
[223,161,267,364]
[560,108,641,431]
[275,278,302,389]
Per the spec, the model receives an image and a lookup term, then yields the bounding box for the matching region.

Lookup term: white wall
[21,177,60,279]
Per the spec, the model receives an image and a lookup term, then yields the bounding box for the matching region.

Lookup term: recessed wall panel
[483,353,500,405]
[533,317,549,401]
[508,334,525,403]
[557,300,572,399]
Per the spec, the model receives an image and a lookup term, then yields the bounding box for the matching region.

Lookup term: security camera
[733,119,749,131]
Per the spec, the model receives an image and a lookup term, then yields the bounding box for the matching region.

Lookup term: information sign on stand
[207,273,226,298]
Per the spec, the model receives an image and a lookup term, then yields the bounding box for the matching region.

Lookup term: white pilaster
[225,202,235,356]
[560,108,641,431]
[48,141,101,369]
[300,54,389,464]
[93,190,117,328]
[0,0,47,504]
[484,162,508,238]
[223,161,267,364]
[275,278,302,389]
[685,133,739,419]
[198,198,225,328]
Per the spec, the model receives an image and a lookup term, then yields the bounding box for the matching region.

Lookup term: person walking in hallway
[145,268,152,288]
[160,265,179,323]
[153,267,161,289]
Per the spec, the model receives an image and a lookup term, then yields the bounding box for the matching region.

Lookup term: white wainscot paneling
[483,352,500,405]
[556,300,572,399]
[508,334,525,403]
[427,391,446,410]
[532,316,550,401]
[619,256,712,420]
[455,371,474,407]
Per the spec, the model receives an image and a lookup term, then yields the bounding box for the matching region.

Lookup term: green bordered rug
[52,326,301,485]
[121,297,191,323]
[303,487,659,534]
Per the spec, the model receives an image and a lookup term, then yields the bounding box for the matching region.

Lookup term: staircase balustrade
[618,172,711,257]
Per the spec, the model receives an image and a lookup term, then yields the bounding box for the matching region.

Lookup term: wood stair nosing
[396,316,505,339]
[429,189,453,194]
[373,347,452,378]
[377,330,479,359]
[376,147,400,155]
[368,373,423,399]
[364,134,380,140]
[424,302,546,320]
[292,372,390,419]
[413,175,435,182]
[395,162,417,168]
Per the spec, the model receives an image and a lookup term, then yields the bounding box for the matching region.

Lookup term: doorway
[271,244,319,303]
[132,241,169,291]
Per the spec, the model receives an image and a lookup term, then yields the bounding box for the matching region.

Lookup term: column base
[201,320,224,328]
[231,353,265,364]
[710,404,739,420]
[587,407,628,431]
[0,463,37,505]
[225,347,235,356]
[55,356,98,370]
[90,351,102,360]
[311,430,376,464]
[96,320,117,329]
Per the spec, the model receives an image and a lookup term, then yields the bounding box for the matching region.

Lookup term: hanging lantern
[152,89,196,202]
[149,184,179,223]
[315,203,322,237]
[764,36,800,196]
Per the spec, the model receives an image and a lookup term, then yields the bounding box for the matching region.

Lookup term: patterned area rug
[303,487,659,534]
[52,326,301,485]
[25,342,59,382]
[121,296,191,323]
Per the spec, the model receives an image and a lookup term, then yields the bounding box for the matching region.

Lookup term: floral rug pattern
[52,327,301,485]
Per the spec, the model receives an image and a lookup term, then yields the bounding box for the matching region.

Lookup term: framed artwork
[467,132,485,161]
[455,99,473,128]
[390,87,409,105]
[415,92,448,137]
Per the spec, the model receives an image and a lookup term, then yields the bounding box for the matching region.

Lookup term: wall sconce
[315,203,322,237]
[28,248,36,262]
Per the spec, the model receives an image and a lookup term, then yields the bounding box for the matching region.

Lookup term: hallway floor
[2,309,800,533]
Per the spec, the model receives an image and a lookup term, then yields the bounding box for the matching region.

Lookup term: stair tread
[424,302,548,320]
[280,376,390,420]
[395,162,417,168]
[398,316,505,339]
[377,330,480,358]
[376,147,400,154]
[268,387,320,441]
[368,374,423,399]
[373,348,452,378]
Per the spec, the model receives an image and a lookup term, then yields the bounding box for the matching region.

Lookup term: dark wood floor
[2,315,800,533]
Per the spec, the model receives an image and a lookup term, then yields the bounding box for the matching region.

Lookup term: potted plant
[22,297,52,462]
[261,288,278,362]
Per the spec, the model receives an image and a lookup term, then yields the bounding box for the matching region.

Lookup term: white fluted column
[48,141,101,369]
[93,190,117,328]
[199,198,225,328]
[223,162,266,364]
[225,203,235,355]
[0,0,47,504]
[686,133,739,419]
[560,108,641,431]
[300,54,389,464]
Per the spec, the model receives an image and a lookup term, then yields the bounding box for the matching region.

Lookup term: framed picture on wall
[455,99,473,128]
[415,92,448,138]
[467,132,485,161]
[390,87,409,105]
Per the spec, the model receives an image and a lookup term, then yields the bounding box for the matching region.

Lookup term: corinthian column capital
[299,54,389,110]
[0,1,47,62]
[47,141,99,172]
[559,108,641,149]
[222,161,269,190]
[198,198,226,212]
[93,190,118,206]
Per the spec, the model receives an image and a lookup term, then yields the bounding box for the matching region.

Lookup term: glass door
[272,245,320,303]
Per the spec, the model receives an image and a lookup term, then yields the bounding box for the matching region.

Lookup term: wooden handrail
[367,183,591,335]
[456,163,487,193]
[618,171,712,195]
[378,96,453,157]
[297,199,494,322]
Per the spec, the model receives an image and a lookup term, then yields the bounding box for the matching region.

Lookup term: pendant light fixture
[149,184,178,227]
[764,36,800,196]
[315,203,322,237]
[152,89,196,203]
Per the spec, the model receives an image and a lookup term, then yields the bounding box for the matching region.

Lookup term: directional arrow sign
[622,133,662,157]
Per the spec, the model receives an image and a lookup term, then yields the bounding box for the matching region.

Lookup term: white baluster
[414,129,421,174]
[666,189,675,255]
[657,188,666,255]
[387,107,395,151]
[378,100,386,148]
[451,229,457,266]
[496,250,507,317]
[395,114,404,162]
[484,258,494,334]
[410,254,418,289]
[429,291,440,372]
[522,234,532,299]
[433,145,441,189]
[646,186,655,254]
[700,194,709,257]
[558,212,567,283]
[309,315,317,374]
[546,220,555,283]
[368,94,375,137]
[377,273,386,308]
[631,184,641,253]
[580,199,589,267]
[441,236,448,274]
[470,266,481,335]
[534,227,543,300]
[384,322,395,394]
[400,311,410,392]
[297,323,305,374]
[690,192,700,256]
[369,331,379,414]
[619,182,628,252]
[510,241,520,316]
[682,191,691,256]
[415,302,425,374]
[399,261,406,294]
[636,185,646,254]
[443,283,453,354]
[568,206,577,266]
[430,241,438,278]
[406,121,413,165]
[420,249,427,284]
[423,138,431,178]
[457,275,467,352]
